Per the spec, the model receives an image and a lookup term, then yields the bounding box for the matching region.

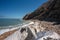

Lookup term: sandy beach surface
[0,28,19,40]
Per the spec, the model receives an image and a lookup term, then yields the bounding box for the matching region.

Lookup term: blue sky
[0,0,47,19]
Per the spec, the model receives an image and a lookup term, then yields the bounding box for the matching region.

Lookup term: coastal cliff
[22,0,60,40]
[23,0,60,22]
[0,0,60,40]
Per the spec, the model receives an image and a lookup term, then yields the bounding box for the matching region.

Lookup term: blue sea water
[0,18,26,29]
[0,18,30,35]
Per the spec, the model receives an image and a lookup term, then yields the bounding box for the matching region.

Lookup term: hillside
[23,0,60,22]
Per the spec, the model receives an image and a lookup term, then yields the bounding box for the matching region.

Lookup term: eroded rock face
[20,21,60,40]
[20,27,35,40]
[23,0,60,22]
[43,37,60,40]
[2,20,60,40]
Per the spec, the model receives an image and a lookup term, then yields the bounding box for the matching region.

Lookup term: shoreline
[0,22,33,40]
[0,27,20,35]
[0,28,19,40]
[0,20,60,40]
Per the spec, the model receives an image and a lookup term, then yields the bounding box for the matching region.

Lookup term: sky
[0,0,47,19]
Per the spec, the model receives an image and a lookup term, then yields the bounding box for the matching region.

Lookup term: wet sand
[0,29,19,40]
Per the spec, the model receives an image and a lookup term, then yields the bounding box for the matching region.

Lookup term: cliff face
[23,0,60,22]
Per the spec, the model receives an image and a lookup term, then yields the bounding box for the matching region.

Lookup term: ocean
[0,18,30,35]
[0,18,29,29]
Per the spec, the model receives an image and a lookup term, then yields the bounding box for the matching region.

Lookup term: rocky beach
[0,0,60,40]
[0,20,60,40]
